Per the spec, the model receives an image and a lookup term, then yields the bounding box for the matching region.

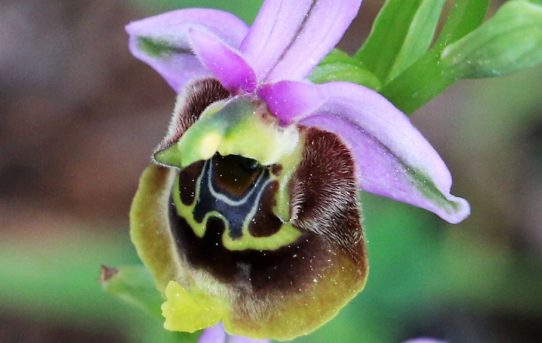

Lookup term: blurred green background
[1,0,541,342]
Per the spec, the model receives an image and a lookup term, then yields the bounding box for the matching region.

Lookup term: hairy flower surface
[127,0,469,340]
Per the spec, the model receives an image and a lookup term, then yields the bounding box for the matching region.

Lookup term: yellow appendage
[162,281,226,333]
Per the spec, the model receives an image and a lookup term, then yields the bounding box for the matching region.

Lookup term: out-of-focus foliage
[0,230,197,343]
[100,265,164,320]
[1,0,542,342]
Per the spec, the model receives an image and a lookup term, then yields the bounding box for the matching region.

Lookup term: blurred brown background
[1,0,541,342]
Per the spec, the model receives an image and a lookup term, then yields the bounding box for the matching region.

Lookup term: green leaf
[380,0,490,113]
[356,0,446,83]
[435,0,491,49]
[309,50,381,89]
[441,1,542,79]
[101,265,164,320]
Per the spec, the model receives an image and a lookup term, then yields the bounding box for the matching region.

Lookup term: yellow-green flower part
[130,79,368,340]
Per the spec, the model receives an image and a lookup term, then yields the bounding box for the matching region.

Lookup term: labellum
[131,79,367,340]
[126,0,470,340]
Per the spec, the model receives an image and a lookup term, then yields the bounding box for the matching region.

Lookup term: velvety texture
[131,113,367,339]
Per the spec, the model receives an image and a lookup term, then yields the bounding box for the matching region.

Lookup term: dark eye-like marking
[193,155,271,239]
[170,152,294,245]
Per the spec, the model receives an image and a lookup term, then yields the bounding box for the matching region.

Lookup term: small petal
[199,324,226,343]
[189,30,257,93]
[259,81,470,223]
[126,9,249,92]
[199,324,270,343]
[229,334,270,343]
[162,281,225,333]
[403,339,446,343]
[240,0,362,82]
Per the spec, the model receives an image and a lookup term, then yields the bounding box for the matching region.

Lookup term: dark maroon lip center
[168,154,328,294]
[211,154,263,198]
[192,155,271,240]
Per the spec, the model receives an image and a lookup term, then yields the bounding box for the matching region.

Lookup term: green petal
[155,96,300,168]
[162,281,227,333]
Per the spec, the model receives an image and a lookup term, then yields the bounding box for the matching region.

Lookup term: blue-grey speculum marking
[192,154,272,239]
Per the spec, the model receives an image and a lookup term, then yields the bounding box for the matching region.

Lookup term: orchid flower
[126,0,469,340]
